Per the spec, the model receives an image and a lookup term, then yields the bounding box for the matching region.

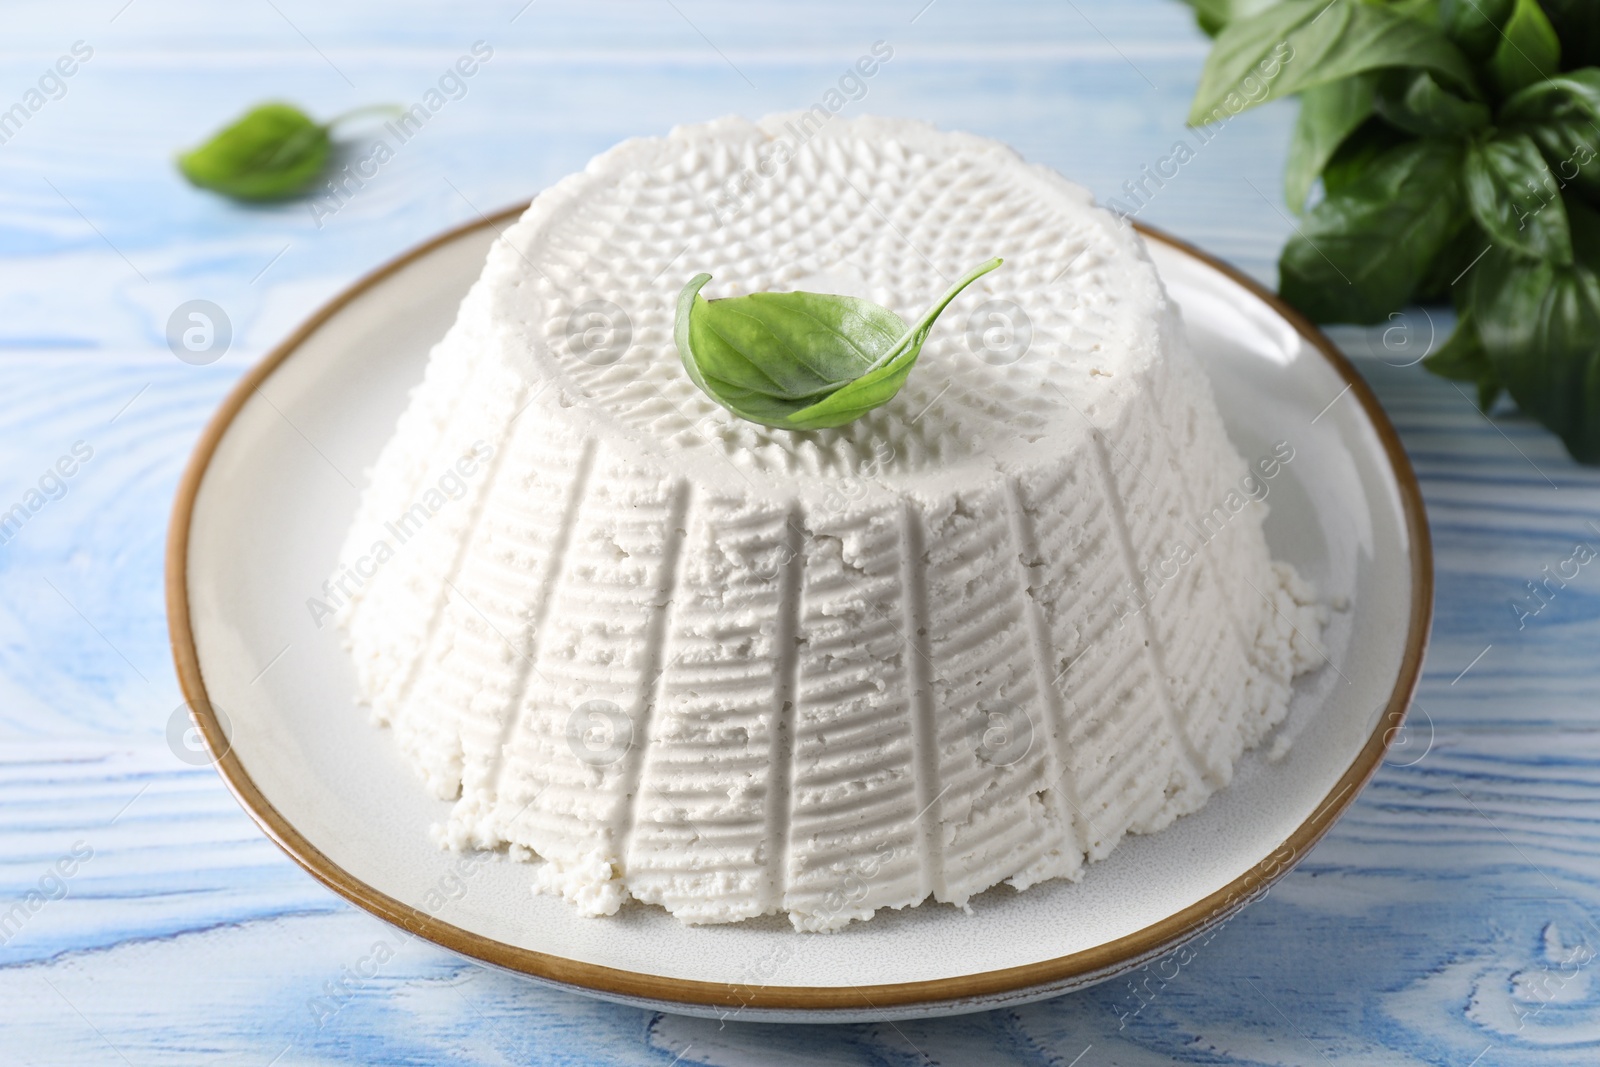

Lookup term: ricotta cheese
[337,114,1324,931]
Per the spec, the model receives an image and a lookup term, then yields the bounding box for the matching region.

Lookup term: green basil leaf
[1372,69,1491,137]
[682,285,907,399]
[176,103,330,201]
[676,259,1002,431]
[1320,116,1411,196]
[1314,5,1477,96]
[1415,219,1490,304]
[1472,197,1600,462]
[1388,0,1442,20]
[1537,0,1600,70]
[1279,139,1467,324]
[1286,74,1377,212]
[1501,70,1600,200]
[1188,0,1477,126]
[1440,0,1514,61]
[1188,1,1330,125]
[1487,0,1561,97]
[1179,0,1286,37]
[1422,308,1503,411]
[1465,132,1572,263]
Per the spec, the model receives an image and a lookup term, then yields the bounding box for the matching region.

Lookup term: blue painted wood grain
[3,0,1600,1063]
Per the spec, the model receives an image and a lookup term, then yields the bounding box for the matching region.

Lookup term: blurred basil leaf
[1189,1,1325,123]
[1189,0,1477,126]
[1177,0,1285,37]
[1465,132,1572,263]
[1440,0,1514,61]
[1373,69,1492,137]
[1279,139,1467,323]
[1538,0,1600,70]
[1415,219,1490,304]
[176,103,330,202]
[1319,117,1412,197]
[1472,198,1600,462]
[1501,71,1600,200]
[1286,74,1376,211]
[1423,308,1503,411]
[1487,0,1561,96]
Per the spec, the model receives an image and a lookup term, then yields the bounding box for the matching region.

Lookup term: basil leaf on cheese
[675,258,1002,431]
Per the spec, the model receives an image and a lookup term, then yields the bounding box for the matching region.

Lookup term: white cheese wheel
[335,114,1323,930]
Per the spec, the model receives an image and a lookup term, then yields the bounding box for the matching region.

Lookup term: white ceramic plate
[167,208,1430,1023]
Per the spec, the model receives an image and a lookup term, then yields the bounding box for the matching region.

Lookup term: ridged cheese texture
[336,114,1324,931]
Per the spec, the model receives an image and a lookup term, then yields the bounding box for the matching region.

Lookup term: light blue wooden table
[4,1,1599,1063]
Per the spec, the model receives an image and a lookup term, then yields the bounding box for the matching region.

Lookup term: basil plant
[1180,0,1600,463]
